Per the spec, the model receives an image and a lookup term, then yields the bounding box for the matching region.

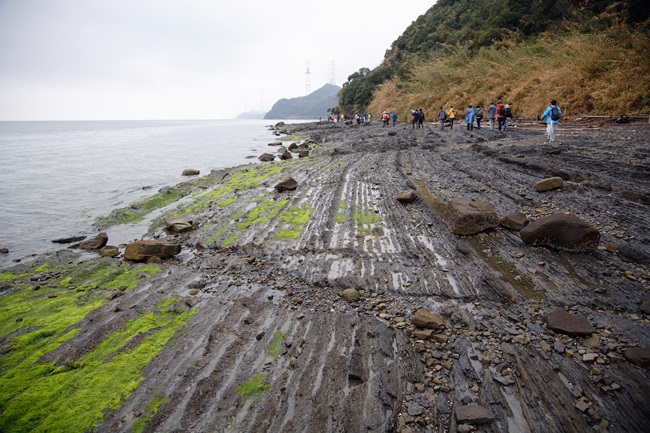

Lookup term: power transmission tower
[328,61,336,85]
[305,61,311,95]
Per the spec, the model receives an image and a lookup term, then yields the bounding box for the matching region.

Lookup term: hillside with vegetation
[339,0,650,119]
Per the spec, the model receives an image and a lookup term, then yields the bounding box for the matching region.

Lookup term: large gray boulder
[520,213,600,252]
[444,197,499,235]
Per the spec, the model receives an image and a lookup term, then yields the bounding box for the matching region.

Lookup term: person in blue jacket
[465,105,476,131]
[541,99,562,142]
[392,111,398,126]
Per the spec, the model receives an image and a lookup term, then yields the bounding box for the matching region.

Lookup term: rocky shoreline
[1,118,649,432]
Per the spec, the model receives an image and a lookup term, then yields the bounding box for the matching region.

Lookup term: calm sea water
[0,119,303,269]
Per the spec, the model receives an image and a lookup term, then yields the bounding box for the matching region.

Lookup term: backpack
[498,105,505,116]
[476,108,483,118]
[551,106,560,121]
[505,107,512,118]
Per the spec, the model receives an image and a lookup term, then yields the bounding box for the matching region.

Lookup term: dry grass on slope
[369,26,650,121]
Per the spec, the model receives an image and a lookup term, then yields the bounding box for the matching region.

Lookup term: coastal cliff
[1,118,649,432]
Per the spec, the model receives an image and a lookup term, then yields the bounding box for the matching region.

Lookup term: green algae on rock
[0,258,195,433]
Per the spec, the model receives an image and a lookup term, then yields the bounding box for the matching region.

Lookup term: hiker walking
[465,105,475,131]
[437,107,447,130]
[448,106,457,129]
[541,99,562,142]
[411,110,418,128]
[475,105,483,129]
[392,111,397,126]
[504,104,513,131]
[496,100,506,131]
[418,109,425,128]
[487,102,497,130]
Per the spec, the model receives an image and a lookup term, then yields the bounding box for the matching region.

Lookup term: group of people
[382,111,399,127]
[357,98,563,141]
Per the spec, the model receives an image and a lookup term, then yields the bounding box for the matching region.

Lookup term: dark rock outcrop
[545,308,595,336]
[444,196,499,235]
[275,178,298,192]
[79,233,108,251]
[520,213,600,252]
[124,240,181,262]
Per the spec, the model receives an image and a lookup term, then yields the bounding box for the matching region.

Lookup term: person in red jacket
[496,100,506,131]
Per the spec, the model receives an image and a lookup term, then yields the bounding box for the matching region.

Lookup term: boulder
[288,143,298,151]
[500,212,529,231]
[340,288,360,303]
[535,176,564,192]
[124,240,181,262]
[259,153,275,162]
[164,216,195,233]
[275,178,298,192]
[412,307,445,330]
[280,151,293,160]
[181,169,200,176]
[100,245,120,257]
[545,308,595,336]
[456,404,495,424]
[297,143,310,150]
[277,146,288,153]
[624,347,650,367]
[396,190,416,203]
[444,197,499,235]
[520,214,600,252]
[79,232,108,251]
[298,151,310,158]
[268,142,282,146]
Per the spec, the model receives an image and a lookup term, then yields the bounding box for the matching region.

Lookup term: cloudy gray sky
[0,0,431,120]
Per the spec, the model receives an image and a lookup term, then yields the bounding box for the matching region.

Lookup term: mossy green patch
[132,394,169,433]
[0,301,196,433]
[223,234,239,247]
[217,196,238,207]
[206,225,230,246]
[267,331,285,357]
[238,200,289,231]
[274,204,311,241]
[336,211,346,223]
[96,161,295,229]
[0,259,184,433]
[338,201,347,209]
[278,135,301,142]
[236,373,270,399]
[353,209,382,233]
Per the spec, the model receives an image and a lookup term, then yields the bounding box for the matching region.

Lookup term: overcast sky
[0,1,432,120]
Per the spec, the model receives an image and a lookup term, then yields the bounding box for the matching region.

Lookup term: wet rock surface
[3,119,650,432]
